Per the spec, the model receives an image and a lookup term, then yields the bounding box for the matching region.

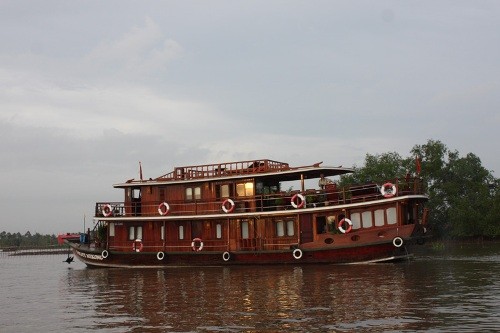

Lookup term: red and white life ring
[222,199,235,213]
[338,218,353,234]
[291,193,305,209]
[102,204,113,217]
[158,202,170,216]
[132,239,143,252]
[380,182,397,198]
[191,238,204,251]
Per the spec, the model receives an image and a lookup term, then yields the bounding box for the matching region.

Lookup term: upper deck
[115,159,354,188]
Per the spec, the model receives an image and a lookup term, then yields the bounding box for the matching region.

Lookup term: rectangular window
[387,207,397,225]
[132,188,141,199]
[221,184,230,198]
[362,211,373,228]
[186,187,201,200]
[276,220,285,237]
[216,224,222,239]
[194,187,201,200]
[351,213,361,229]
[109,223,115,237]
[129,226,135,240]
[178,225,184,240]
[241,220,249,239]
[236,182,254,197]
[286,220,295,236]
[186,188,193,200]
[374,209,385,226]
[136,226,143,240]
[161,225,165,240]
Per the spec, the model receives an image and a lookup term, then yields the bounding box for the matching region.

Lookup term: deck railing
[156,159,290,181]
[95,177,425,218]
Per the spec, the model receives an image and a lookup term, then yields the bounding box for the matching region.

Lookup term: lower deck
[88,198,427,255]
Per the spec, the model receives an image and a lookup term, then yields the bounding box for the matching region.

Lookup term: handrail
[156,159,289,181]
[95,177,425,218]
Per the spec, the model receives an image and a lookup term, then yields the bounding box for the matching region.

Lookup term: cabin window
[276,220,285,237]
[216,224,222,239]
[109,223,115,237]
[132,188,141,199]
[128,226,143,240]
[186,187,202,201]
[374,209,385,226]
[276,220,295,237]
[236,182,254,197]
[220,184,230,198]
[387,207,397,225]
[286,220,295,236]
[161,225,165,240]
[241,220,249,239]
[362,211,373,228]
[351,213,361,229]
[178,225,184,240]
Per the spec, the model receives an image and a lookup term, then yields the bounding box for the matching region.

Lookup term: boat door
[299,214,313,243]
[131,187,141,216]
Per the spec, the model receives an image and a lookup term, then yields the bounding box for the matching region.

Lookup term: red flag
[415,156,421,175]
[139,162,143,181]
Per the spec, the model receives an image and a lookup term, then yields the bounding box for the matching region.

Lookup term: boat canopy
[113,159,354,188]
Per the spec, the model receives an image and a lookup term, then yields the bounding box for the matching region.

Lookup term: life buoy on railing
[393,237,404,248]
[338,218,353,234]
[157,251,165,260]
[158,202,170,216]
[132,239,143,252]
[191,238,204,251]
[102,204,113,217]
[222,251,231,261]
[101,250,109,259]
[380,182,397,198]
[222,199,235,213]
[291,194,305,209]
[293,248,303,259]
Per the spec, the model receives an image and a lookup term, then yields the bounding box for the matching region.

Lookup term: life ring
[102,204,113,217]
[101,250,109,259]
[380,182,397,198]
[338,218,353,234]
[222,199,235,213]
[292,248,303,259]
[133,239,143,252]
[393,237,404,248]
[158,202,170,216]
[291,193,305,209]
[222,251,231,261]
[191,238,204,251]
[157,251,165,260]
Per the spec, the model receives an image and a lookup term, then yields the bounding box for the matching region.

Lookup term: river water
[1,243,499,333]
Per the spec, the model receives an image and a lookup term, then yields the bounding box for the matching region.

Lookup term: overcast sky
[1,1,499,234]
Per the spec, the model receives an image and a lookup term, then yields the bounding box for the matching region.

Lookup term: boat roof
[114,159,353,188]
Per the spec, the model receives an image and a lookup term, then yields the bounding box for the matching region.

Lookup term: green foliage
[0,231,58,248]
[340,139,499,239]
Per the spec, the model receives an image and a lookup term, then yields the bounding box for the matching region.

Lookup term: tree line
[0,231,59,248]
[339,139,500,239]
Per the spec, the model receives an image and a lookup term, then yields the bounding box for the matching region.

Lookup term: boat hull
[67,237,416,268]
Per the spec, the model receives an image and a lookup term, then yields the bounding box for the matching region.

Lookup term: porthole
[324,237,334,244]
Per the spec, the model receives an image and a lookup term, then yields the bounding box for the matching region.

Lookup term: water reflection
[4,243,498,332]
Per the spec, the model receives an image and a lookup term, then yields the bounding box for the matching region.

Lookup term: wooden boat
[66,159,429,268]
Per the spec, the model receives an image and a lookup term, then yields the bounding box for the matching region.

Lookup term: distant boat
[57,233,80,245]
[66,159,429,268]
